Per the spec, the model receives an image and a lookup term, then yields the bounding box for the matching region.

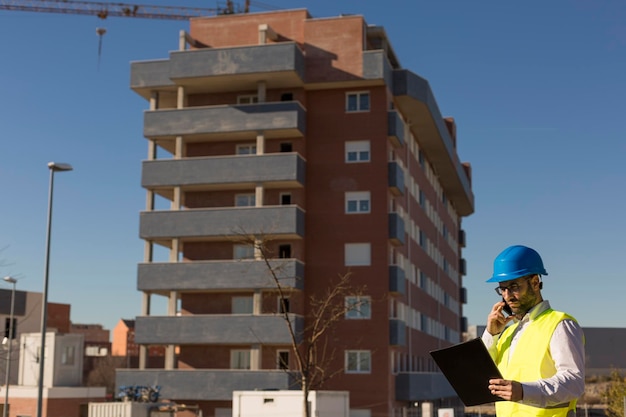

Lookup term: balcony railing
[137,259,305,292]
[388,212,405,246]
[130,42,305,99]
[144,101,306,140]
[141,153,305,189]
[117,369,300,401]
[169,42,305,85]
[140,206,305,241]
[135,314,303,345]
[388,162,405,196]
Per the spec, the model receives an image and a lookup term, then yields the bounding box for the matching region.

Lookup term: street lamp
[36,162,72,417]
[2,276,16,417]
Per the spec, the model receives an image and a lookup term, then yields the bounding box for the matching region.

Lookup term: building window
[418,150,425,167]
[346,91,370,112]
[419,271,427,290]
[61,346,75,365]
[280,193,292,205]
[280,93,293,101]
[345,350,371,373]
[234,244,255,260]
[237,94,258,104]
[232,296,253,314]
[345,141,370,163]
[280,142,293,152]
[236,144,257,155]
[419,190,426,208]
[230,349,251,369]
[279,244,291,258]
[345,296,371,319]
[235,194,256,207]
[4,317,16,339]
[278,297,290,313]
[277,350,289,369]
[345,243,371,266]
[419,231,427,249]
[345,191,370,214]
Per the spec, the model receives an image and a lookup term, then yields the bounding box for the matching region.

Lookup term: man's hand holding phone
[486,301,515,336]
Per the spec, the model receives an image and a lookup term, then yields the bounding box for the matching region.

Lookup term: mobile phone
[502,298,512,316]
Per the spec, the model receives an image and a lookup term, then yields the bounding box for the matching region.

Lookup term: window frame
[232,296,253,314]
[236,144,257,155]
[345,350,371,374]
[345,191,371,214]
[346,91,370,113]
[61,345,75,365]
[345,140,371,163]
[237,94,259,104]
[276,350,290,370]
[235,193,256,207]
[278,244,292,259]
[278,296,290,314]
[230,349,251,369]
[344,243,371,266]
[279,192,292,205]
[345,295,372,319]
[233,244,255,260]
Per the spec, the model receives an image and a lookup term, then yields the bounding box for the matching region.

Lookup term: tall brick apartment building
[119,8,474,417]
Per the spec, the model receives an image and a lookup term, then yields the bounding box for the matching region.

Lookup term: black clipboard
[429,337,505,406]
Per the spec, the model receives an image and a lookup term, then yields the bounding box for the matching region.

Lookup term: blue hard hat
[486,245,548,283]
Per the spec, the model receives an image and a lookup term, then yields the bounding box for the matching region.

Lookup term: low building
[1,332,106,417]
[0,288,72,387]
[70,323,111,384]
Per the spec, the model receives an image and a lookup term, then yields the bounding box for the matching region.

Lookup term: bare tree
[86,355,126,397]
[247,235,369,417]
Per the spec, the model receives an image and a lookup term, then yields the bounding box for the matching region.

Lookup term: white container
[232,390,349,417]
[88,402,152,417]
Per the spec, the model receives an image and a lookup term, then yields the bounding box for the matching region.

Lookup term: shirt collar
[518,299,551,323]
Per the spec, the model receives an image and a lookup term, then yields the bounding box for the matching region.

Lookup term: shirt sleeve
[481,329,500,360]
[519,319,585,407]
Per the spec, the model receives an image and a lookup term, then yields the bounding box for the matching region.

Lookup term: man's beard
[511,285,538,318]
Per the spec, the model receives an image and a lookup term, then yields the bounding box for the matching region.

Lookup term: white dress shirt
[482,300,585,408]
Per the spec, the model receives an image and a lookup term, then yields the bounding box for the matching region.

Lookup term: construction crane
[0,0,252,20]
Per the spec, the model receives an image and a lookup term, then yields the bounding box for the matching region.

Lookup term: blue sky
[1,0,624,335]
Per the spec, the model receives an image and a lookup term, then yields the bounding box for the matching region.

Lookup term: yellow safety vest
[494,309,578,417]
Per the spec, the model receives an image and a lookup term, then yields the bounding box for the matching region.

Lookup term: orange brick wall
[5,396,105,417]
[47,303,71,333]
[303,17,365,82]
[190,10,311,48]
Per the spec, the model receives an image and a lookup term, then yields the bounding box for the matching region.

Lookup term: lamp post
[2,276,16,417]
[36,162,72,417]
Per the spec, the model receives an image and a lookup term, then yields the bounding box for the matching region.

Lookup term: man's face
[499,275,539,317]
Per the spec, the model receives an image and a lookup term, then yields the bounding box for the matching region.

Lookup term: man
[482,245,585,417]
